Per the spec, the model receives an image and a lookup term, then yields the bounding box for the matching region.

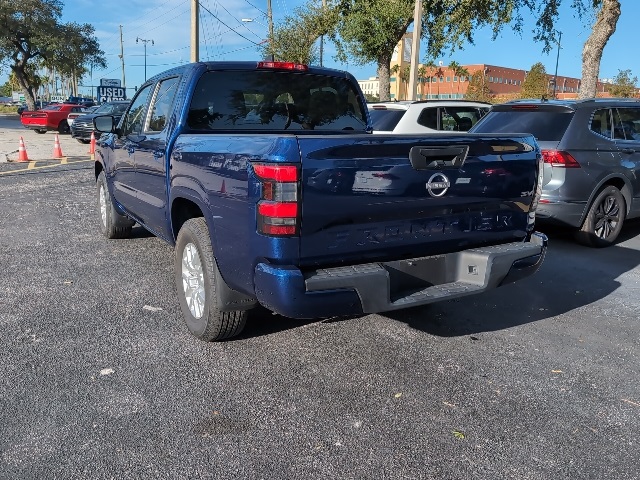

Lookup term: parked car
[367,100,491,134]
[471,98,640,247]
[66,96,95,108]
[67,106,98,127]
[71,101,130,143]
[20,103,84,134]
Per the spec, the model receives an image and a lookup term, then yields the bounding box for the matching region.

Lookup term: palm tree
[417,65,427,99]
[400,65,411,100]
[390,64,400,99]
[448,61,461,99]
[423,59,437,99]
[454,65,470,98]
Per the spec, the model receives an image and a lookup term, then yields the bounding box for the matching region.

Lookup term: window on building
[453,76,458,82]
[446,76,450,82]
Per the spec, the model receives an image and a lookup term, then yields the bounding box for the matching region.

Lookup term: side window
[590,108,611,139]
[121,84,153,137]
[417,107,438,129]
[148,77,180,132]
[615,107,640,141]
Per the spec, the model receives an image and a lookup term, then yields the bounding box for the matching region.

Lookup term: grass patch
[0,105,20,114]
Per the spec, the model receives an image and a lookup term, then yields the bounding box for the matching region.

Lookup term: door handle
[622,148,635,154]
[409,145,469,170]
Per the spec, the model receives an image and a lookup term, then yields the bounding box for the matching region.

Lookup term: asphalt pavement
[0,122,639,479]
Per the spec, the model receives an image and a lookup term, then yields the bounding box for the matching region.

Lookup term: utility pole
[319,0,326,67]
[191,0,199,62]
[267,0,274,61]
[407,0,423,101]
[552,31,562,99]
[119,25,126,90]
[136,37,154,81]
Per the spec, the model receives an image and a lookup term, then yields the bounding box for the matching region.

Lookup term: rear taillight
[541,150,580,168]
[253,163,299,236]
[257,61,308,71]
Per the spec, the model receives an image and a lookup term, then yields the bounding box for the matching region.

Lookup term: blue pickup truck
[93,61,547,341]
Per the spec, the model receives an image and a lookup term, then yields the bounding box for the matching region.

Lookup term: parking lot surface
[0,119,639,479]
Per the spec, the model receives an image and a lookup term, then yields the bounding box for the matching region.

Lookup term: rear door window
[188,70,367,132]
[368,109,406,131]
[590,109,612,139]
[472,109,573,141]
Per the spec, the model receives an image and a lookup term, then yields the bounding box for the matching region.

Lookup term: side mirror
[94,115,115,133]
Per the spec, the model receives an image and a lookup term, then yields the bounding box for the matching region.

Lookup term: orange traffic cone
[18,137,29,162]
[220,179,226,194]
[52,133,64,159]
[88,131,96,156]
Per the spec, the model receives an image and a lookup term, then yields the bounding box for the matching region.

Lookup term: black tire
[76,138,90,144]
[58,120,70,134]
[34,129,46,134]
[574,185,626,247]
[96,171,134,239]
[174,218,247,341]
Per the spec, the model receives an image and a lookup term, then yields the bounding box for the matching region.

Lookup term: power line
[241,0,268,17]
[198,1,263,46]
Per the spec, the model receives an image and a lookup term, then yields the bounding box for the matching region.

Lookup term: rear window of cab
[188,70,368,132]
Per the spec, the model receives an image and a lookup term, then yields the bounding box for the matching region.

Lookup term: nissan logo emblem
[426,173,450,197]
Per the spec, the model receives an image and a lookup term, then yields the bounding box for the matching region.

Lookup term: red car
[21,103,86,134]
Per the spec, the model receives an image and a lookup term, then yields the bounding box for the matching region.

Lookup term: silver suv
[471,98,640,247]
[367,100,491,134]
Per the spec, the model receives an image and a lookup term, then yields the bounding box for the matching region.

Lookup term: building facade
[360,34,612,101]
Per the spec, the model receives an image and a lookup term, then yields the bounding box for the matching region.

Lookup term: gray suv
[471,99,640,247]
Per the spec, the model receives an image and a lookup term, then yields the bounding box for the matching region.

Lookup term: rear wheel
[175,218,247,341]
[58,120,70,134]
[575,186,626,247]
[34,129,46,134]
[96,171,134,239]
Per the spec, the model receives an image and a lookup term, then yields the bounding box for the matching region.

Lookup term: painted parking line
[0,157,92,175]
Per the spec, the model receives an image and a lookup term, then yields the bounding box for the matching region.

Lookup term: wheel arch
[582,174,631,223]
[170,188,214,246]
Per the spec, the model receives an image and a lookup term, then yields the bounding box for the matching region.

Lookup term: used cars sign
[97,86,126,102]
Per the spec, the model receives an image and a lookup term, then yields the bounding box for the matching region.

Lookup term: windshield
[94,103,129,115]
[188,70,368,132]
[472,109,574,141]
[368,109,406,131]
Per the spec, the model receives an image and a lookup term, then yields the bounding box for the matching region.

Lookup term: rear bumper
[536,199,586,228]
[253,232,548,319]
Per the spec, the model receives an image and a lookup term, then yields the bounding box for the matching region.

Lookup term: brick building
[358,33,612,101]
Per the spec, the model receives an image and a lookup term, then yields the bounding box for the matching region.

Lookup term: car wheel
[58,120,70,134]
[76,138,90,144]
[574,185,626,248]
[175,218,247,341]
[35,129,46,134]
[96,171,134,239]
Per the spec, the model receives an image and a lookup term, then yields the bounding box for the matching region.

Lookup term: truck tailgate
[298,134,539,266]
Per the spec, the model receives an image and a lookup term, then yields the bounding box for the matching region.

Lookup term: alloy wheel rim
[182,243,205,318]
[594,195,620,240]
[99,184,107,228]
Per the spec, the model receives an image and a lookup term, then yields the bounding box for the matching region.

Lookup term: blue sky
[2,0,638,95]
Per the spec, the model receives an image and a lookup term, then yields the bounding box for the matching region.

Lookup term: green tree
[262,0,336,65]
[608,69,637,98]
[465,70,492,103]
[521,62,550,99]
[0,82,11,97]
[0,0,105,110]
[324,0,618,102]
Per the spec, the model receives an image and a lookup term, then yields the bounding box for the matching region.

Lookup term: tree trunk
[377,53,392,101]
[11,64,36,111]
[579,0,621,99]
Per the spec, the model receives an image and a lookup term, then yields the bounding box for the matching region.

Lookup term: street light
[136,37,154,82]
[552,31,562,99]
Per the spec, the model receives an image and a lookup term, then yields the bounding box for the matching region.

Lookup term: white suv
[367,100,491,134]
